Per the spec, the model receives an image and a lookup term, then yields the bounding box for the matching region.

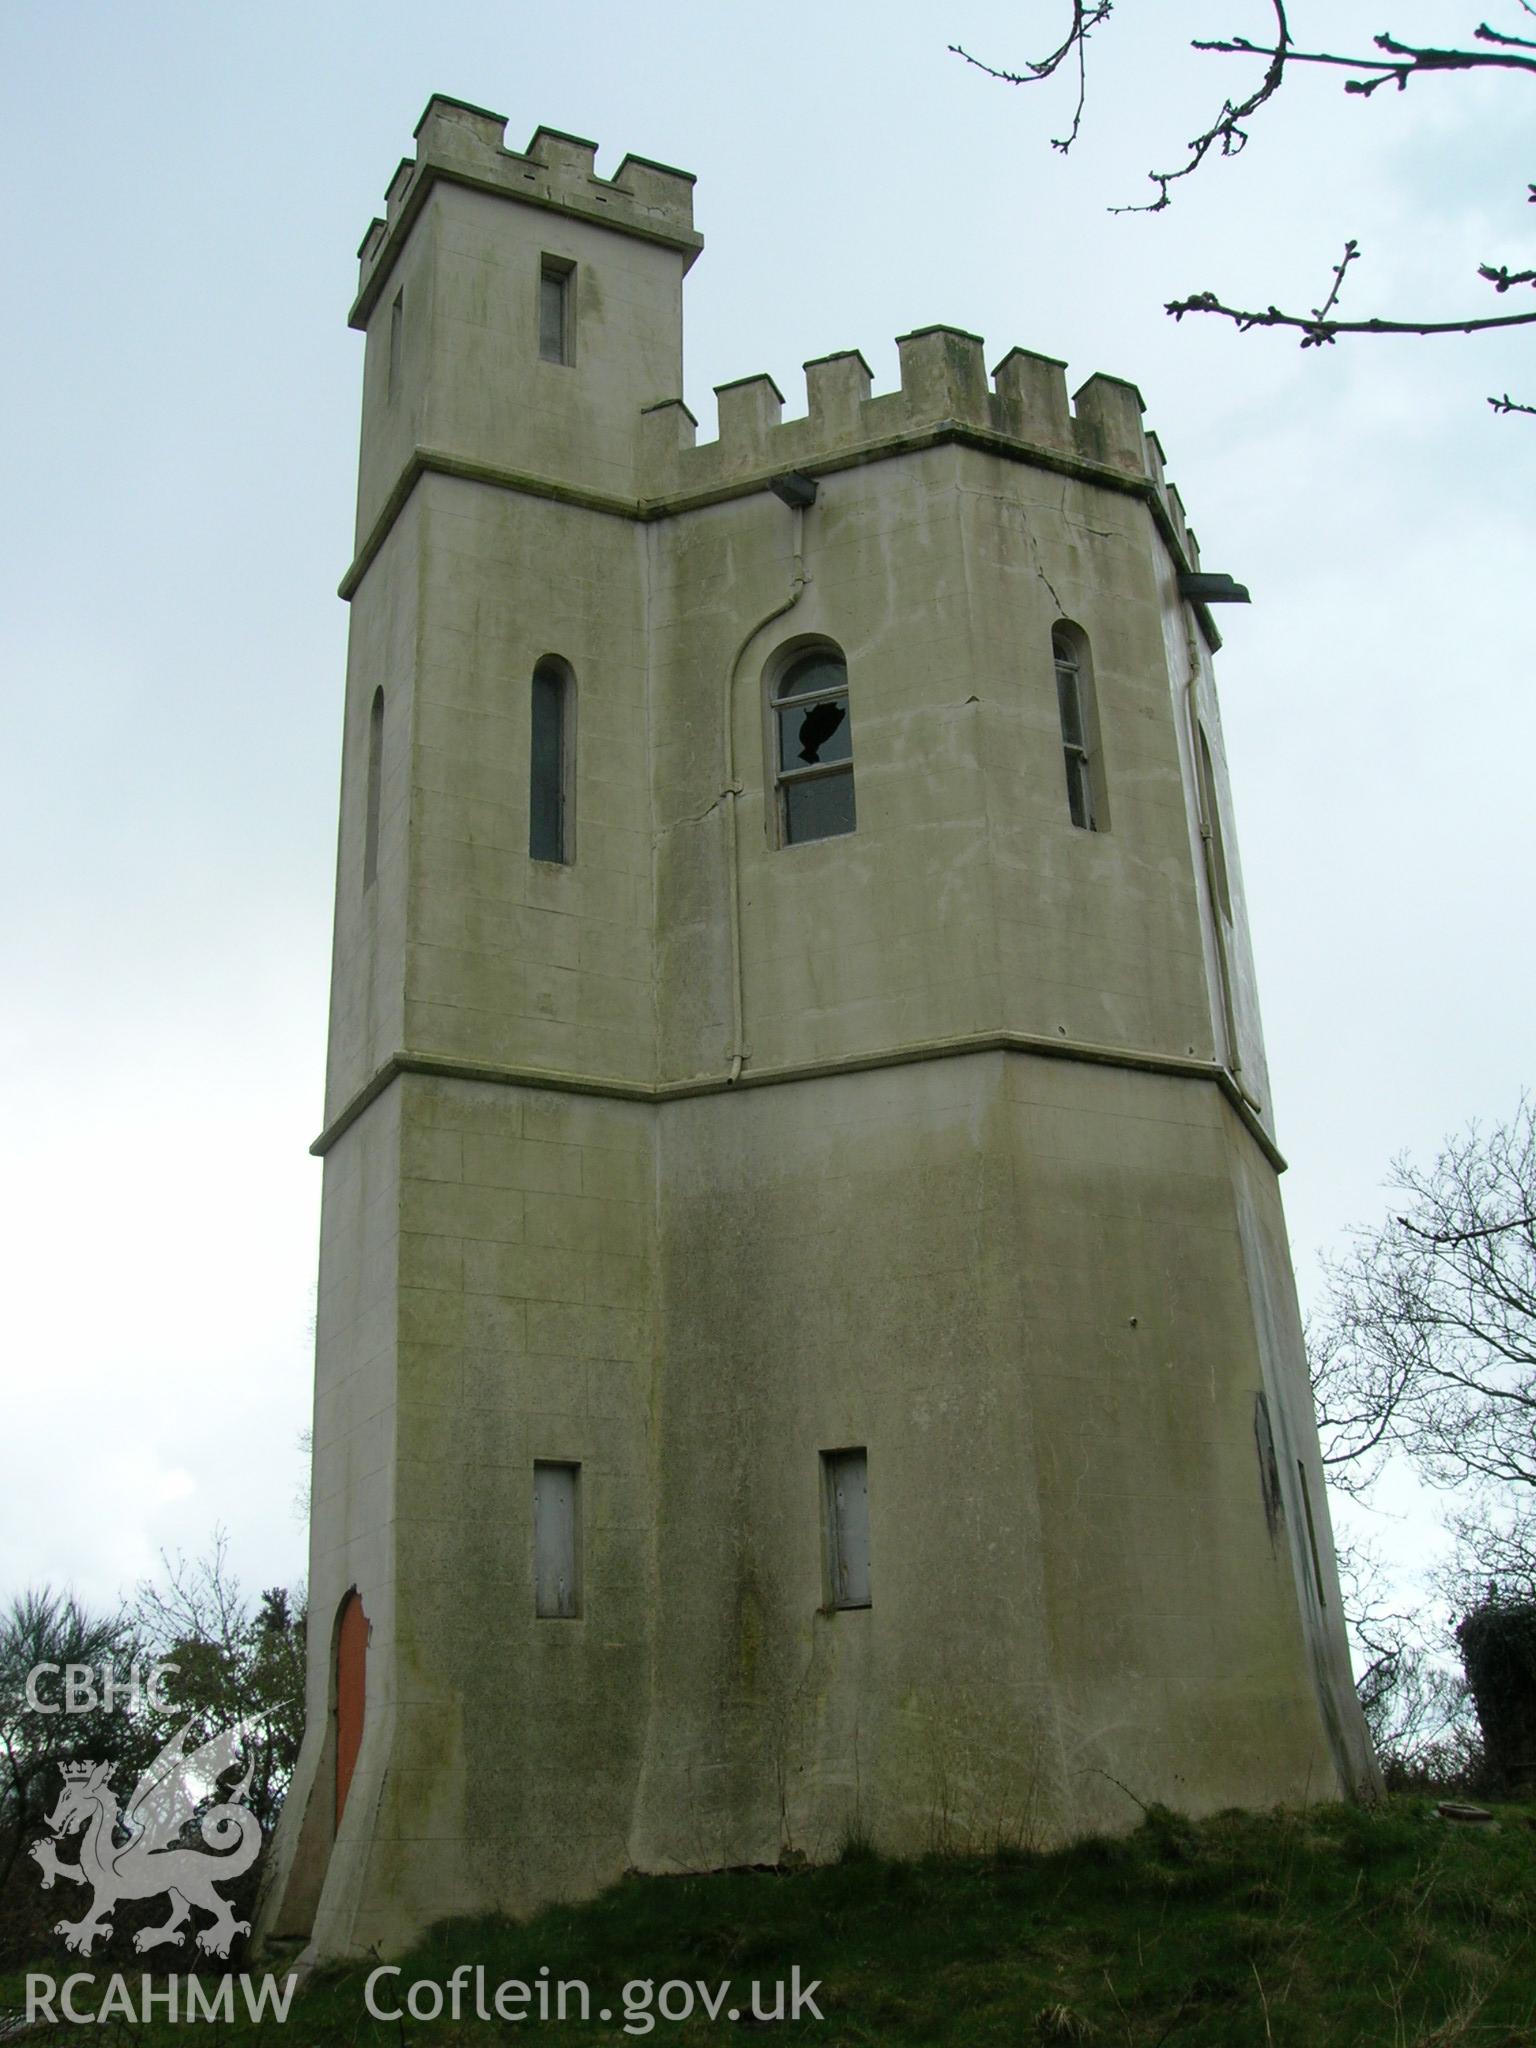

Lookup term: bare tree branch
[948,2,1113,153]
[954,5,1536,411]
[1197,29,1536,95]
[1480,261,1536,292]
[1110,1,1293,214]
[1316,1099,1536,1512]
[1166,291,1536,344]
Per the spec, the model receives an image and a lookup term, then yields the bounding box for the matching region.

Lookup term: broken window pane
[772,647,856,846]
[778,697,850,768]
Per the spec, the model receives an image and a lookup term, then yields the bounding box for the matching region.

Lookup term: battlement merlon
[349,96,703,330]
[635,326,1211,616]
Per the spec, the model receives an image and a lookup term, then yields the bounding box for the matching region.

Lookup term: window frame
[1196,723,1234,922]
[537,254,576,367]
[529,655,576,865]
[387,289,404,402]
[767,642,856,848]
[363,686,384,891]
[821,1447,872,1611]
[1051,624,1107,833]
[1295,1459,1328,1611]
[533,1460,582,1620]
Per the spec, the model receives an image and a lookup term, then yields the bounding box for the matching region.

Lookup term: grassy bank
[5,1798,1535,2044]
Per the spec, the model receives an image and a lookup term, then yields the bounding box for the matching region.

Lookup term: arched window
[363,687,384,890]
[770,645,855,845]
[1051,625,1106,832]
[529,657,574,864]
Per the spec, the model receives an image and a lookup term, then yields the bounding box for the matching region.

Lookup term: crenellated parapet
[638,324,1199,561]
[350,95,702,329]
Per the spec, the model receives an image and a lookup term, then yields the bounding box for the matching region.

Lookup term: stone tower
[259,97,1377,1961]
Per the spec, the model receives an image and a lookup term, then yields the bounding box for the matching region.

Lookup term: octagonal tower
[260,97,1376,1961]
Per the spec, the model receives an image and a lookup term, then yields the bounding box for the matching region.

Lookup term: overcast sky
[4,1,1532,1624]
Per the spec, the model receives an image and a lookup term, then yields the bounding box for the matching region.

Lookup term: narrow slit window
[538,257,574,366]
[1253,1391,1285,1539]
[363,687,384,891]
[529,658,573,864]
[387,290,404,401]
[772,647,855,846]
[1197,725,1234,921]
[1296,1459,1328,1610]
[1052,627,1103,831]
[823,1448,871,1609]
[534,1461,581,1618]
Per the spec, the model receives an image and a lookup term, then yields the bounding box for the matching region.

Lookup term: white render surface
[258,98,1377,1963]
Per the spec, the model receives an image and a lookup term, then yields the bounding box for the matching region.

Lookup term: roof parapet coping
[645,331,1217,581]
[805,351,873,431]
[1165,484,1199,566]
[639,398,700,486]
[351,97,702,327]
[896,326,990,426]
[1072,373,1147,476]
[714,374,785,455]
[993,348,1072,453]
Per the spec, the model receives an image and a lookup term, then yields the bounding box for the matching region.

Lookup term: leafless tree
[953,4,1536,411]
[1312,1098,1536,1596]
[135,1530,306,1833]
[1337,1540,1480,1786]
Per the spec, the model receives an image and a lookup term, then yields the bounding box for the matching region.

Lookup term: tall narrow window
[772,646,855,845]
[822,1449,871,1609]
[1197,725,1233,921]
[334,1589,368,1829]
[363,687,384,890]
[538,257,574,365]
[529,657,573,864]
[1052,626,1105,831]
[1296,1460,1328,1610]
[387,290,404,400]
[534,1462,581,1618]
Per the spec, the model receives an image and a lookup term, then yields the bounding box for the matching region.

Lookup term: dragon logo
[29,1723,262,1958]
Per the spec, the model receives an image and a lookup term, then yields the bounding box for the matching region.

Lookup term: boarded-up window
[335,1589,368,1830]
[823,1449,871,1609]
[538,257,574,365]
[534,1461,580,1618]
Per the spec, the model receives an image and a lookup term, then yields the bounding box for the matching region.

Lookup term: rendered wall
[634,1053,1354,1875]
[258,100,1377,1964]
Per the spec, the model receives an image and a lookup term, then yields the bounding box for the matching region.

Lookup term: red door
[335,1591,368,1829]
